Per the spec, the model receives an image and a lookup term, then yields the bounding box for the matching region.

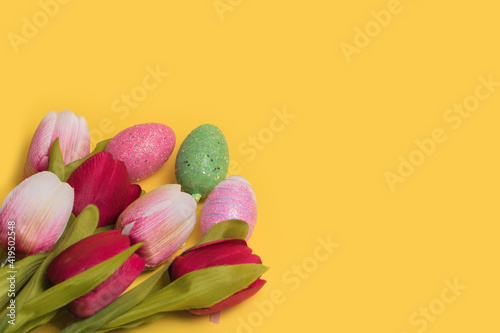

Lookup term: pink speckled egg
[105,123,175,181]
[200,175,257,240]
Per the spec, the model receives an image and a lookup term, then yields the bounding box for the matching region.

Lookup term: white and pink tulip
[0,171,74,258]
[115,184,197,268]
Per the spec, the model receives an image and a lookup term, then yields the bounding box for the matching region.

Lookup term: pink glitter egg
[200,175,257,240]
[105,123,175,181]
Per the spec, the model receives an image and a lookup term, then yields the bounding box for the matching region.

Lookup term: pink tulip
[115,184,197,268]
[0,171,74,258]
[46,230,145,318]
[168,238,266,315]
[67,152,142,228]
[24,110,90,178]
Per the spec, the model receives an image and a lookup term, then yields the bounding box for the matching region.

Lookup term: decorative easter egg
[200,175,257,240]
[105,123,175,181]
[175,124,229,201]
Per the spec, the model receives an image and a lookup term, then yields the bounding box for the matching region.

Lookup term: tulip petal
[46,230,146,318]
[116,184,197,268]
[67,152,136,227]
[24,111,90,179]
[66,253,145,318]
[63,139,111,181]
[47,230,130,284]
[125,184,142,208]
[53,111,90,165]
[169,239,262,280]
[168,238,266,316]
[0,171,74,258]
[121,221,136,236]
[24,111,57,178]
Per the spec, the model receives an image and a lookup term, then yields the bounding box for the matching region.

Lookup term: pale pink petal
[52,110,90,165]
[24,111,57,178]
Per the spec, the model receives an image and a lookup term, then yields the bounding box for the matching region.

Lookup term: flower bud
[115,184,197,268]
[169,239,266,315]
[24,110,90,178]
[0,171,74,258]
[46,230,145,318]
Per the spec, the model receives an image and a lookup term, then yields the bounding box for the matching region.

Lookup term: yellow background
[1,0,500,332]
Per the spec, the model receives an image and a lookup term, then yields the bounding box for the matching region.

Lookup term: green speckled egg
[175,124,229,201]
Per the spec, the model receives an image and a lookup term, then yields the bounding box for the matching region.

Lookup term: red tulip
[168,239,266,315]
[46,230,145,318]
[67,152,141,228]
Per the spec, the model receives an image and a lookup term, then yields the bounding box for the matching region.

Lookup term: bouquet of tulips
[0,111,267,333]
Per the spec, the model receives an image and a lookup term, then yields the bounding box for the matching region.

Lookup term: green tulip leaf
[93,224,115,234]
[63,139,111,181]
[100,313,165,332]
[61,264,171,333]
[191,219,249,249]
[0,253,48,308]
[48,138,65,181]
[11,310,60,333]
[0,205,99,331]
[16,206,98,304]
[19,243,144,327]
[103,263,268,330]
[53,206,99,257]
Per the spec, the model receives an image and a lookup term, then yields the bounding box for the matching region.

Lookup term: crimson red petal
[66,253,145,318]
[46,230,145,318]
[124,184,142,208]
[169,239,261,280]
[67,152,131,227]
[46,230,130,285]
[168,238,266,315]
[183,238,247,255]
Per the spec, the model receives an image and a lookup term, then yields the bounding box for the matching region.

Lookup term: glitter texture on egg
[200,175,257,240]
[105,123,175,181]
[175,124,229,201]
